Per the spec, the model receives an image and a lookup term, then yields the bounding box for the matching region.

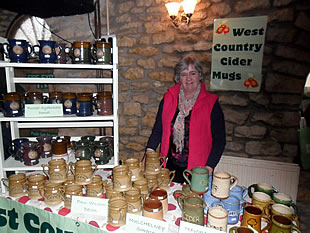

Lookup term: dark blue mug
[3,92,23,117]
[62,93,77,115]
[76,93,93,117]
[3,39,32,63]
[33,40,60,63]
[8,138,29,161]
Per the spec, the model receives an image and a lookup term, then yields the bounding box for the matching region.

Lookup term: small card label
[25,104,63,117]
[126,213,168,233]
[71,196,108,217]
[179,220,224,233]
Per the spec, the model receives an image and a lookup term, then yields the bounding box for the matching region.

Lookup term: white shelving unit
[0,35,119,192]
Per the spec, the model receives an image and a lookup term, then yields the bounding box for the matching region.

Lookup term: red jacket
[160,82,218,170]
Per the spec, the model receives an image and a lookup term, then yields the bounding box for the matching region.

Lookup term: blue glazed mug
[212,195,241,224]
[62,93,77,115]
[3,39,32,63]
[3,92,23,117]
[76,93,93,117]
[33,40,60,63]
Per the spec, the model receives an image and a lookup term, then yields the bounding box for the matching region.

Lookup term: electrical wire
[88,13,96,39]
[34,17,73,45]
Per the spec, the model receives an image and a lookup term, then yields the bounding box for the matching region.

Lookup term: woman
[145,55,226,183]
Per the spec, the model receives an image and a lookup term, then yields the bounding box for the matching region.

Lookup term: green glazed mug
[248,183,277,198]
[177,193,206,226]
[269,215,301,233]
[183,166,209,194]
[272,192,297,214]
[229,226,254,233]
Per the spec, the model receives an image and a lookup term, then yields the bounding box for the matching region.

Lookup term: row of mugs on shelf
[8,135,113,166]
[1,39,111,64]
[2,91,113,117]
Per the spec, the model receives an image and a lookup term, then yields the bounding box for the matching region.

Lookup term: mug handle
[41,165,50,178]
[248,184,256,198]
[291,225,302,233]
[261,215,271,232]
[241,186,248,199]
[183,169,192,186]
[26,43,33,56]
[2,43,9,58]
[173,190,185,201]
[1,178,9,189]
[176,195,185,212]
[69,162,75,175]
[229,226,238,233]
[230,175,238,190]
[168,170,176,185]
[159,155,166,168]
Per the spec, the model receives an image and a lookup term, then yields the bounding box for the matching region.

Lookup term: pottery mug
[269,215,301,233]
[272,192,297,213]
[40,182,64,206]
[108,197,128,226]
[144,173,158,192]
[124,158,143,182]
[252,191,275,212]
[212,195,241,225]
[125,187,142,214]
[8,137,29,161]
[3,39,32,63]
[91,41,111,64]
[37,135,53,158]
[267,203,300,227]
[27,174,46,200]
[92,141,110,165]
[207,206,228,231]
[64,184,83,209]
[149,187,168,215]
[42,158,68,183]
[144,151,165,175]
[86,175,104,198]
[177,193,206,226]
[70,160,97,185]
[133,178,149,198]
[3,92,23,117]
[68,41,92,64]
[211,171,238,199]
[112,164,132,192]
[248,183,277,198]
[157,168,175,190]
[183,166,209,194]
[143,199,163,220]
[229,226,254,233]
[22,141,40,166]
[47,92,63,104]
[104,181,123,199]
[33,40,60,63]
[2,173,27,197]
[62,92,77,115]
[25,92,45,104]
[241,205,271,233]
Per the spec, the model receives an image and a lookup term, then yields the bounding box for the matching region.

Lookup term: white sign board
[126,213,168,233]
[211,16,268,92]
[71,196,108,217]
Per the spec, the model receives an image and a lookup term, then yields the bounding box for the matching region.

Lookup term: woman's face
[180,64,200,94]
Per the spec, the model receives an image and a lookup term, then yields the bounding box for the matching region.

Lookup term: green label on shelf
[25,104,63,117]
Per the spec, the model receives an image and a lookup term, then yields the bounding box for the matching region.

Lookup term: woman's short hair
[174,55,203,83]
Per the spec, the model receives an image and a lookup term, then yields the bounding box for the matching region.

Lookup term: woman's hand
[206,166,213,174]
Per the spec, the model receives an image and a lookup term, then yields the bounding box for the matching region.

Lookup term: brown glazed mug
[241,205,271,233]
[25,92,44,104]
[2,173,27,197]
[144,151,165,175]
[124,158,143,182]
[125,187,142,214]
[144,173,158,191]
[64,184,83,209]
[52,139,68,156]
[112,164,132,192]
[40,182,64,206]
[70,160,97,185]
[143,199,163,220]
[104,181,123,199]
[157,168,175,190]
[149,188,168,215]
[133,178,149,198]
[96,91,113,116]
[252,191,275,211]
[86,175,104,198]
[229,226,254,233]
[108,197,128,227]
[27,174,46,200]
[37,135,53,158]
[267,203,300,227]
[42,158,68,183]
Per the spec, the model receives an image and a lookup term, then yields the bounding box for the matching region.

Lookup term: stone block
[245,140,281,156]
[123,102,142,116]
[235,125,267,139]
[234,0,270,13]
[148,71,174,82]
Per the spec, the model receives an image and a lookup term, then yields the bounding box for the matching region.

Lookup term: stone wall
[1,0,310,163]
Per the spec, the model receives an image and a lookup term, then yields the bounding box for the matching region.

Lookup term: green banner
[0,197,106,233]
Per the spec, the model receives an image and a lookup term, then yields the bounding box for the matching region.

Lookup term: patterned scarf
[173,83,201,153]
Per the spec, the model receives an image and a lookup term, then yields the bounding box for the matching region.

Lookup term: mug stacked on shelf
[2,91,113,117]
[1,38,112,64]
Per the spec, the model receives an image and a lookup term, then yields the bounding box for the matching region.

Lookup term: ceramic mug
[2,173,27,197]
[183,166,209,194]
[143,199,163,220]
[133,178,149,198]
[22,141,40,166]
[64,184,83,209]
[25,92,45,104]
[229,226,254,233]
[76,93,93,116]
[86,175,104,198]
[95,91,113,116]
[212,171,238,199]
[108,197,128,226]
[3,39,32,63]
[47,92,63,104]
[40,182,64,206]
[62,92,77,115]
[252,191,275,211]
[104,181,123,199]
[241,205,271,233]
[149,188,168,215]
[269,215,301,233]
[33,40,60,63]
[92,141,110,165]
[207,206,228,232]
[144,173,158,191]
[91,41,111,64]
[125,187,142,214]
[267,203,299,227]
[37,135,53,158]
[42,158,68,183]
[74,141,92,161]
[70,160,97,185]
[212,195,241,225]
[8,138,29,161]
[69,41,92,64]
[177,193,206,226]
[272,192,296,213]
[112,164,132,192]
[157,168,175,190]
[3,92,23,117]
[248,183,277,198]
[27,174,46,200]
[144,151,165,175]
[124,158,143,182]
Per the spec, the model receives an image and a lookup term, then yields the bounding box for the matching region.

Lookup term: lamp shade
[181,0,197,15]
[165,2,181,17]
